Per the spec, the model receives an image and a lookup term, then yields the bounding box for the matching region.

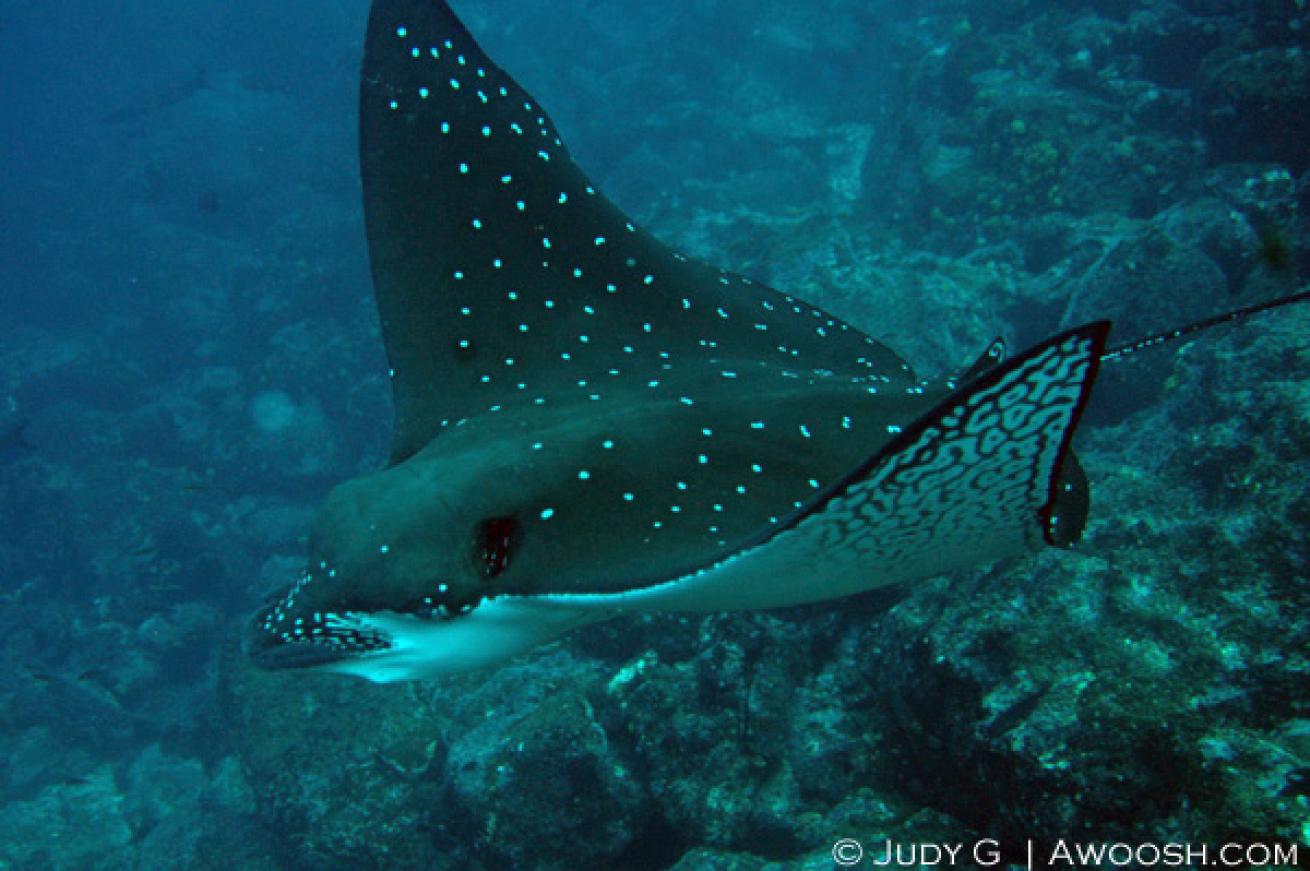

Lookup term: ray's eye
[475,516,521,579]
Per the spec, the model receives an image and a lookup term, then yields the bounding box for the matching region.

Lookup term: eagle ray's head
[243,443,599,682]
[245,455,499,677]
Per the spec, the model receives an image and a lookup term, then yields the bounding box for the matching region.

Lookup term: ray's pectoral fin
[824,321,1105,558]
[611,323,1109,615]
[637,323,1109,613]
[800,321,1107,581]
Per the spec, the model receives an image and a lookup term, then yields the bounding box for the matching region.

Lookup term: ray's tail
[1101,287,1310,362]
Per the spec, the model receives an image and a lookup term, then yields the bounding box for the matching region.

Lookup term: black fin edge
[1035,323,1107,545]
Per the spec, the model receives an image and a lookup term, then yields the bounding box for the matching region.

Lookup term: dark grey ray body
[247,0,1103,681]
[361,7,914,463]
[355,0,935,597]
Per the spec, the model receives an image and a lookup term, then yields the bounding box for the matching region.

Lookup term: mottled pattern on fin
[361,1,912,462]
[806,322,1107,570]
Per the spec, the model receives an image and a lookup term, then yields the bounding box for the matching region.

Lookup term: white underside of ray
[322,331,1097,683]
[320,600,599,682]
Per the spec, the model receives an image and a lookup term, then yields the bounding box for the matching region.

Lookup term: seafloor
[0,0,1307,869]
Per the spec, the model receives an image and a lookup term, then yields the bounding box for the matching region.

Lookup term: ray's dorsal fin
[361,0,912,463]
[959,337,1007,382]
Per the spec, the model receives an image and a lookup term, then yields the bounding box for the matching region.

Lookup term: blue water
[1,0,1307,868]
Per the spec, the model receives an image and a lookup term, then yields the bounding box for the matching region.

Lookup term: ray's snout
[244,604,353,671]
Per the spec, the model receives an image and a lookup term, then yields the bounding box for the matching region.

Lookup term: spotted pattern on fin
[361,1,914,463]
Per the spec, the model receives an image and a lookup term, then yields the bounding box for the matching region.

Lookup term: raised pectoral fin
[799,321,1108,581]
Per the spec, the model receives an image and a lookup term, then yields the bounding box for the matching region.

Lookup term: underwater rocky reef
[0,0,1308,868]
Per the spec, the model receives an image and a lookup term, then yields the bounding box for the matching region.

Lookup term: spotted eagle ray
[248,0,1309,682]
